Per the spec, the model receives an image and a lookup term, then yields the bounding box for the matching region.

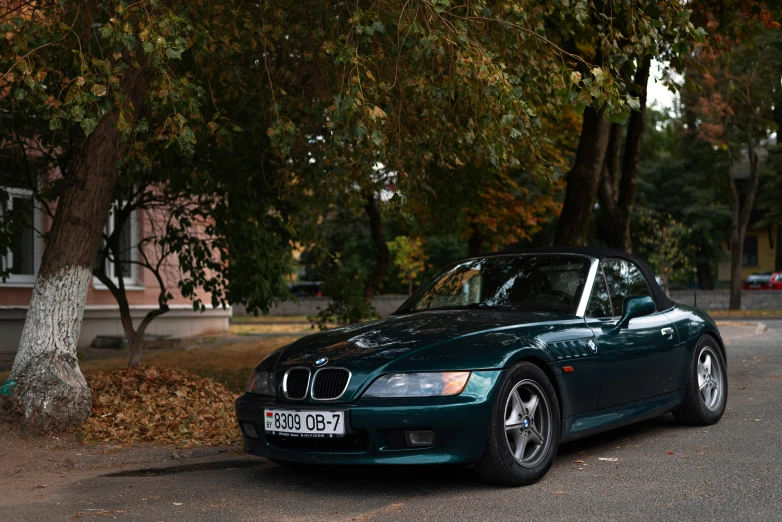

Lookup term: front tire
[475,362,560,486]
[673,336,727,425]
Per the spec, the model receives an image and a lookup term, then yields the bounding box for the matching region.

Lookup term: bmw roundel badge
[314,357,329,367]
[587,340,597,353]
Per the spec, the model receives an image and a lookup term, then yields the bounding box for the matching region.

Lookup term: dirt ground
[0,422,243,509]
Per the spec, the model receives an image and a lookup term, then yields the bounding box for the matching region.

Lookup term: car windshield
[396,255,591,315]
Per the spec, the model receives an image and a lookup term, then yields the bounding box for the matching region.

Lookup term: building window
[0,187,40,285]
[94,203,139,288]
[743,235,759,266]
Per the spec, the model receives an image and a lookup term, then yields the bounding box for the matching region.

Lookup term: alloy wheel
[697,346,724,412]
[504,379,552,468]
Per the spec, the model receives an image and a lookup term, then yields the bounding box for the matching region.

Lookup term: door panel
[587,312,679,409]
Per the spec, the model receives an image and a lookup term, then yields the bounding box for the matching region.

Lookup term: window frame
[0,186,42,287]
[92,202,142,290]
[597,258,656,318]
[742,235,759,267]
[586,266,615,319]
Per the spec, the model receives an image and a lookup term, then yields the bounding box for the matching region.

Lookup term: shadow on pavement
[103,459,259,477]
[98,413,700,492]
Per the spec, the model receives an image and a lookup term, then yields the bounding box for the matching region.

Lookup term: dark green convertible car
[236,247,727,485]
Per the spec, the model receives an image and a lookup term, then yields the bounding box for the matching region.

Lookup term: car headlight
[363,372,471,398]
[246,370,276,396]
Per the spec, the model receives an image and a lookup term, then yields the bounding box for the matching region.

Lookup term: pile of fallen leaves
[80,367,242,447]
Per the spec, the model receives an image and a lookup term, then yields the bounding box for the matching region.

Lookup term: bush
[309,271,378,329]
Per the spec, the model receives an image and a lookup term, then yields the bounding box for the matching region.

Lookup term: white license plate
[264,409,345,437]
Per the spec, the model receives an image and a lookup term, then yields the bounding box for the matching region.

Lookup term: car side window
[587,272,613,318]
[601,259,653,316]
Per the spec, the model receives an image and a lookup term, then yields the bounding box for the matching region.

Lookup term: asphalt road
[9,321,782,521]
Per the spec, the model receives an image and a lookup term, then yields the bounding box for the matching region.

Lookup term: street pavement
[7,321,782,521]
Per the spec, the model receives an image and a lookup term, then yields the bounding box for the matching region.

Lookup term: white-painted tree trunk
[7,266,93,429]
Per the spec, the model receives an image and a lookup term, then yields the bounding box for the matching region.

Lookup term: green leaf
[372,20,385,33]
[166,47,183,60]
[14,88,26,100]
[92,84,107,97]
[676,10,690,23]
[142,42,154,53]
[572,99,587,115]
[80,117,98,136]
[371,129,383,146]
[651,19,662,28]
[605,106,630,124]
[122,34,137,51]
[354,125,367,139]
[626,94,641,111]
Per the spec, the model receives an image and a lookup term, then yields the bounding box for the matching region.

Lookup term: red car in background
[742,272,782,290]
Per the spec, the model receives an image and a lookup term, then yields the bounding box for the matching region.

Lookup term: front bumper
[235,370,502,465]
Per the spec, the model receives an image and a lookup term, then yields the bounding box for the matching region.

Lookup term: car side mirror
[618,295,655,328]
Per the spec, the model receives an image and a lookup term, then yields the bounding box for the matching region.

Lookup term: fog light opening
[242,422,259,439]
[404,430,435,448]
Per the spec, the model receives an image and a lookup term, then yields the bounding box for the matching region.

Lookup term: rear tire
[475,362,560,486]
[673,336,727,425]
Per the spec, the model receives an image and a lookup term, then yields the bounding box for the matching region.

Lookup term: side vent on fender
[547,339,596,361]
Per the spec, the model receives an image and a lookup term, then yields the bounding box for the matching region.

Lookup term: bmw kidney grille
[312,368,351,400]
[283,368,310,399]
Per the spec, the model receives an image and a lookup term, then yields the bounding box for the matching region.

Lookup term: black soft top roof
[486,246,675,311]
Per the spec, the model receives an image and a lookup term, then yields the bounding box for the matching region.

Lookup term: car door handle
[661,327,674,336]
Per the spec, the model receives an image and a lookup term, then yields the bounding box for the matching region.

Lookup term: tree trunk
[554,105,612,246]
[775,224,782,272]
[126,307,169,367]
[728,147,760,310]
[695,257,714,290]
[93,270,169,368]
[728,228,744,310]
[597,122,625,246]
[597,58,651,253]
[467,222,483,257]
[5,61,152,430]
[363,194,389,301]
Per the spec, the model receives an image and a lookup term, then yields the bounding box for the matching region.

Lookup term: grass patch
[229,322,319,335]
[230,315,311,324]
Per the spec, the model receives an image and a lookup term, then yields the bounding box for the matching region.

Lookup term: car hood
[274,309,569,371]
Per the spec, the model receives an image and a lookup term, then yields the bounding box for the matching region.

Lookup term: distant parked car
[288,282,325,297]
[742,272,782,290]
